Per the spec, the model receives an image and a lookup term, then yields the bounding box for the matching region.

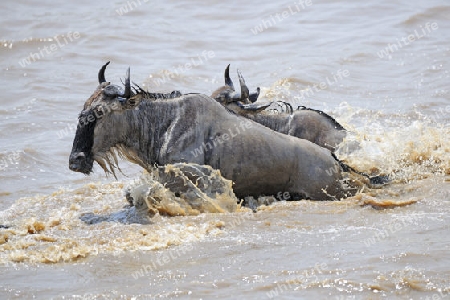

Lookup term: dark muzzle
[69,152,93,174]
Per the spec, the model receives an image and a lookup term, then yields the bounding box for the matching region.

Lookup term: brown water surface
[0,0,449,299]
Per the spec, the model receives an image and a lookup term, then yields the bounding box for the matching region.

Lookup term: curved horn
[123,67,131,98]
[98,61,110,84]
[237,69,250,104]
[225,64,234,90]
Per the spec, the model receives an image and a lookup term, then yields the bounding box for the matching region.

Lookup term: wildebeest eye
[94,106,104,117]
[93,104,111,119]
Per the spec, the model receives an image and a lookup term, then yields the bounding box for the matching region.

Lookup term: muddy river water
[0,0,449,299]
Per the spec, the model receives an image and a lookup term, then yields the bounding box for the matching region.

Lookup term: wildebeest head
[211,66,270,114]
[233,70,271,113]
[69,61,141,176]
[211,65,261,106]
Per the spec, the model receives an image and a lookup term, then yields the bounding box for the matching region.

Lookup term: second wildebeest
[69,62,354,200]
[212,66,388,185]
[211,65,347,152]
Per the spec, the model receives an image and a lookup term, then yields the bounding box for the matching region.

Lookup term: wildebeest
[211,66,388,185]
[211,64,261,106]
[69,62,353,200]
[211,65,347,152]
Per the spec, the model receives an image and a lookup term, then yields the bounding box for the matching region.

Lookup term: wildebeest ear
[121,94,141,110]
[237,69,251,104]
[248,87,260,103]
[225,64,234,91]
[236,101,271,112]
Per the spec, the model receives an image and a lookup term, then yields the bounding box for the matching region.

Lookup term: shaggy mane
[132,83,182,100]
[94,144,145,179]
